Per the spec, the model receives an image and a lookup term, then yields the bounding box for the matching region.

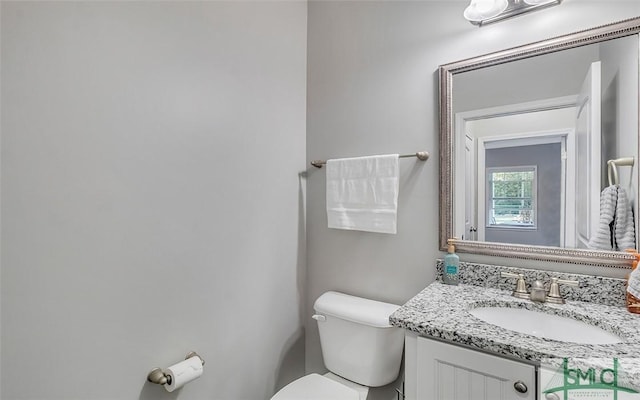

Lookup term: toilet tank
[313,291,404,387]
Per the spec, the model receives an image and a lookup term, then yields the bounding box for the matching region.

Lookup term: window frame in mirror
[439,17,640,267]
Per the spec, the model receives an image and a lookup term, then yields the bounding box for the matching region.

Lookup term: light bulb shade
[523,0,555,4]
[464,0,508,22]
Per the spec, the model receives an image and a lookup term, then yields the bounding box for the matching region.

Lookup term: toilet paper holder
[147,351,205,385]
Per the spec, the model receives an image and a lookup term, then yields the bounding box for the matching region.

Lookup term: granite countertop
[390,264,640,388]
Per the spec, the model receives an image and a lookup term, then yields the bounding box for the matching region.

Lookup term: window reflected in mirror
[487,167,536,228]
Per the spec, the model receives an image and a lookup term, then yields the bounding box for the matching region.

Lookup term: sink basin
[469,307,622,344]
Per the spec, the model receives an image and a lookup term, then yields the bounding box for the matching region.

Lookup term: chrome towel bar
[311,151,429,168]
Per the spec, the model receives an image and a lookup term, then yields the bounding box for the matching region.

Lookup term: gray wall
[1,2,307,399]
[306,2,640,399]
[454,44,599,113]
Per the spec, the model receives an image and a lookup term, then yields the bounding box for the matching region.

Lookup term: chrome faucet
[501,272,579,304]
[529,280,547,303]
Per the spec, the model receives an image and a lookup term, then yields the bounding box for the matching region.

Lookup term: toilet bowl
[270,291,404,400]
[271,373,365,400]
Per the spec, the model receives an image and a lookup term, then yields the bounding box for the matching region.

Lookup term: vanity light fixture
[463,0,508,23]
[464,0,562,26]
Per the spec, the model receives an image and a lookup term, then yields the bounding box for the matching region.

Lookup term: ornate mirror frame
[440,17,640,267]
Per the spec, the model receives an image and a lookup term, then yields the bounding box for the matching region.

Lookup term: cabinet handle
[514,380,528,393]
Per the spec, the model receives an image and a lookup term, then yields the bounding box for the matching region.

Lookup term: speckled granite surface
[435,259,627,306]
[390,262,640,388]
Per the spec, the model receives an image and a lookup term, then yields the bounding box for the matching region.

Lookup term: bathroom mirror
[440,17,640,267]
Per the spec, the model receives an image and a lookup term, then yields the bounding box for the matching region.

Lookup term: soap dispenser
[443,239,459,285]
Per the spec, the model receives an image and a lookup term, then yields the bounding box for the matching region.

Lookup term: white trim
[455,95,578,123]
[484,135,563,149]
[477,139,486,241]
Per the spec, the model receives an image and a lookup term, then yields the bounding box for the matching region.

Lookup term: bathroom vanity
[406,334,535,399]
[390,261,640,400]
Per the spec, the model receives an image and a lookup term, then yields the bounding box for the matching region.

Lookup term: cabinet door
[417,337,536,400]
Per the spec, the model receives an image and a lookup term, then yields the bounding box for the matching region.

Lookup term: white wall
[1,2,307,399]
[601,34,639,193]
[601,34,639,243]
[306,2,640,399]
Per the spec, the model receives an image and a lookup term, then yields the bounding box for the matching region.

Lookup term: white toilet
[271,291,404,400]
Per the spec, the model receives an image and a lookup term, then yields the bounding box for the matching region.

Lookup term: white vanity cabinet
[404,333,536,400]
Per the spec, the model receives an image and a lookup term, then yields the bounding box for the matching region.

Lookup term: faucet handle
[500,272,530,300]
[546,277,579,304]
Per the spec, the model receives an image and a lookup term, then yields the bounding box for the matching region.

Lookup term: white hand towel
[326,154,399,234]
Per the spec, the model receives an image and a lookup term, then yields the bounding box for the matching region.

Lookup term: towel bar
[311,151,429,168]
[607,157,635,186]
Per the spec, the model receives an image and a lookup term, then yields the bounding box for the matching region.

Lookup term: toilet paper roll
[163,355,204,392]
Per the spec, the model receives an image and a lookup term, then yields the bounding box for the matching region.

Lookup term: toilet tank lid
[313,291,400,328]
